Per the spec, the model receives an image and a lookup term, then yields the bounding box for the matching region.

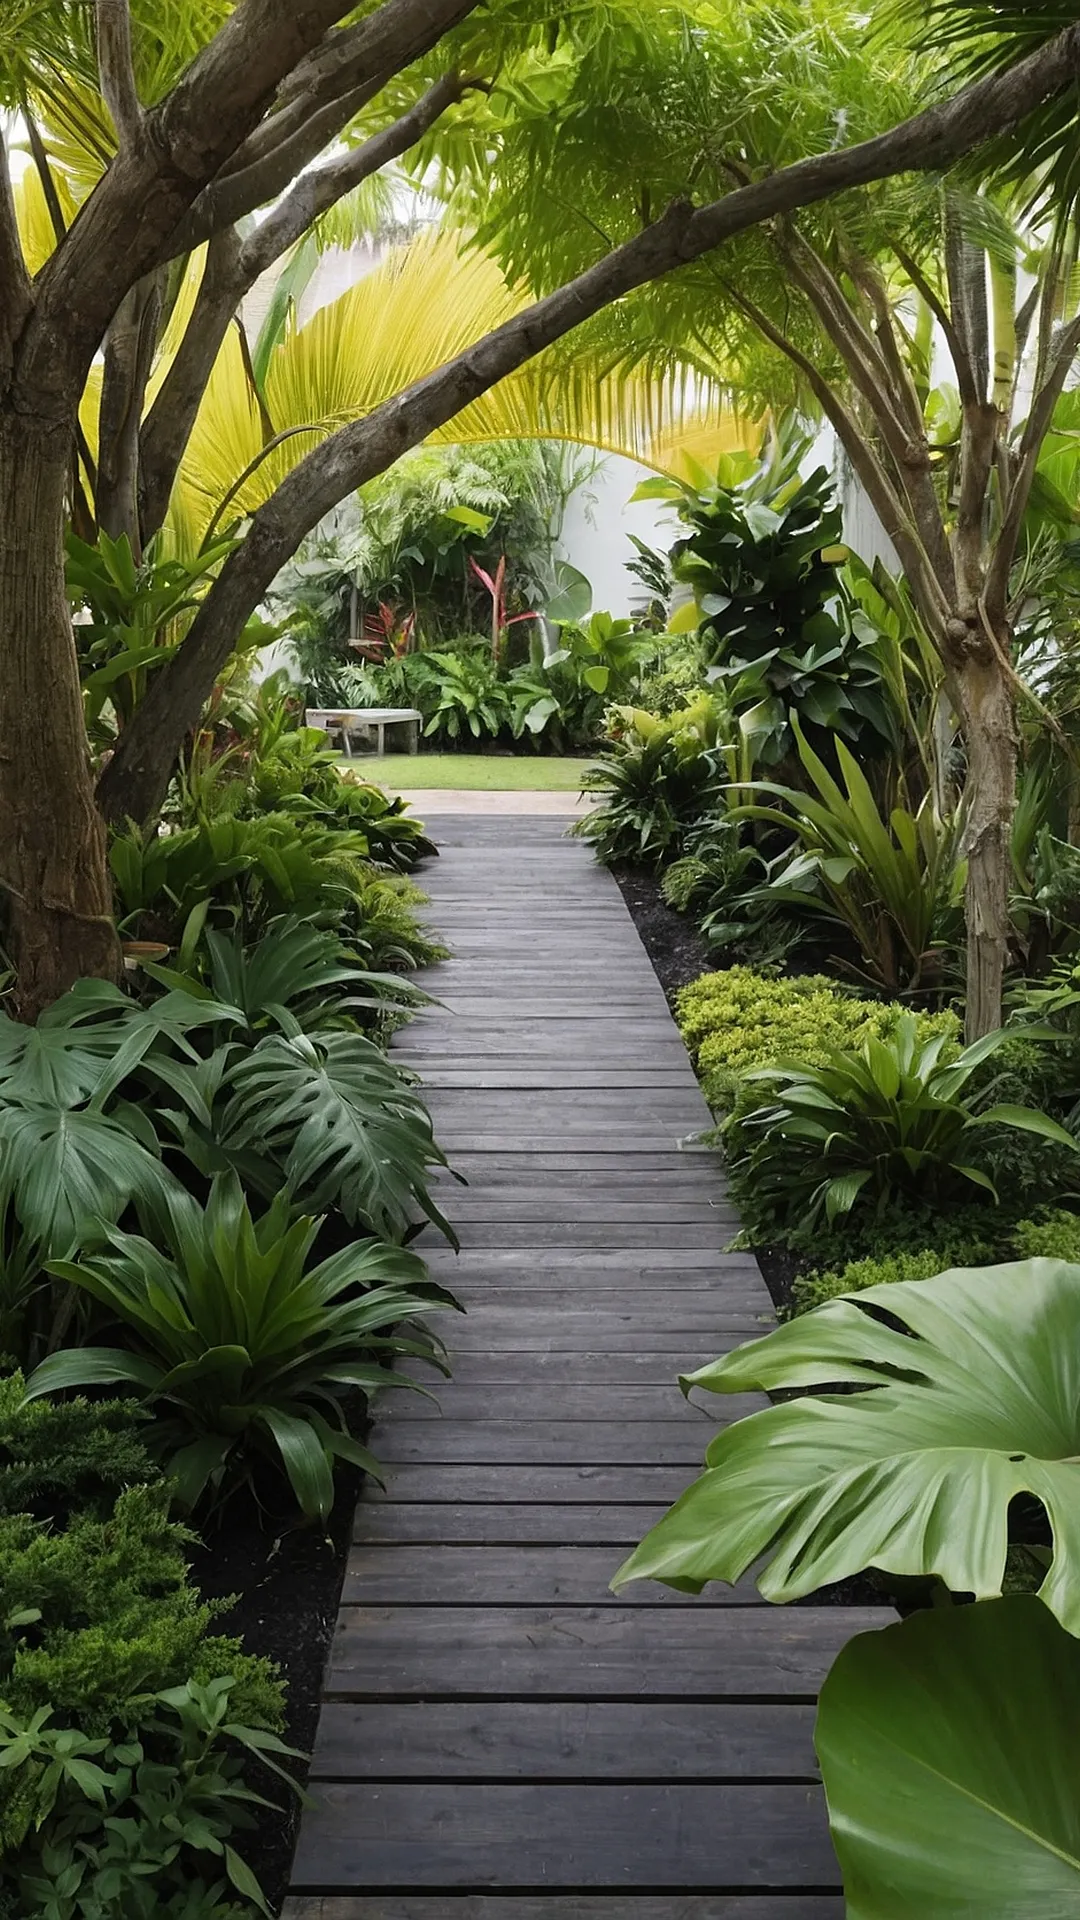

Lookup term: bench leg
[377,723,386,755]
[407,721,419,754]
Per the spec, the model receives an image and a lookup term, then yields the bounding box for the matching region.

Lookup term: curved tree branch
[0,125,32,369]
[138,72,475,543]
[24,0,482,398]
[97,19,1080,823]
[96,0,144,149]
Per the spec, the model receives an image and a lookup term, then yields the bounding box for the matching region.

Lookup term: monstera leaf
[221,1030,456,1245]
[614,1261,1080,1633]
[817,1597,1080,1917]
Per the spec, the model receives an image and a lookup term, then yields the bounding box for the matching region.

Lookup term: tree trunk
[954,645,1016,1042]
[0,412,120,1020]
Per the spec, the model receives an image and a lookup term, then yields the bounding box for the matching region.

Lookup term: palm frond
[164,227,758,556]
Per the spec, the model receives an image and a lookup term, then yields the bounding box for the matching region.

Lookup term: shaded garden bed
[189,1464,363,1916]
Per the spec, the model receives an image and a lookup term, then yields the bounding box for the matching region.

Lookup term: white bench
[304,707,423,757]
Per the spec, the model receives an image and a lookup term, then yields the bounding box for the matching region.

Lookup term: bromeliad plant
[728,1014,1076,1231]
[26,1176,457,1522]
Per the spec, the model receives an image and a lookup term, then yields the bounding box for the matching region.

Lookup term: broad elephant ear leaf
[613,1260,1080,1635]
[816,1596,1080,1919]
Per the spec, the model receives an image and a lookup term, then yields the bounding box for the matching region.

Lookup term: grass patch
[337,753,592,791]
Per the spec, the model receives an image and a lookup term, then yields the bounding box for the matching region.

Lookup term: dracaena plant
[728,1013,1076,1231]
[732,720,964,993]
[26,1175,458,1521]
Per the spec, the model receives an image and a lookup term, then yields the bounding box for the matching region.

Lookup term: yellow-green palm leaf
[166,227,758,554]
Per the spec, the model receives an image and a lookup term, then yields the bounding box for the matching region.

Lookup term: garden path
[285,814,883,1917]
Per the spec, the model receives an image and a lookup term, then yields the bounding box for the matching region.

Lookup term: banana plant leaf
[817,1596,1080,1918]
[613,1260,1080,1634]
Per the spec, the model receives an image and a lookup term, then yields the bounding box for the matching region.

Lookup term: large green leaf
[817,1597,1080,1918]
[222,1030,455,1243]
[614,1261,1080,1633]
[0,1104,173,1250]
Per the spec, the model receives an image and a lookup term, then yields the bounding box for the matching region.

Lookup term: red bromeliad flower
[468,554,539,659]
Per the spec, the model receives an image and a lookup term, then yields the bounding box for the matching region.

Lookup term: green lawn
[337,753,593,791]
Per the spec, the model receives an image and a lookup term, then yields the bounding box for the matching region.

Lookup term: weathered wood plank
[370,1465,700,1503]
[325,1606,885,1698]
[369,1421,711,1466]
[442,1225,740,1249]
[375,1386,758,1422]
[284,1900,845,1919]
[405,1353,718,1386]
[439,1318,769,1352]
[436,1155,727,1179]
[309,1698,819,1775]
[421,1250,745,1270]
[411,1075,699,1090]
[438,1198,730,1213]
[341,1546,749,1607]
[289,1783,839,1889]
[426,1293,762,1323]
[354,1503,673,1546]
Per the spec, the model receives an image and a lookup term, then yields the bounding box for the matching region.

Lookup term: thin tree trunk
[0,413,120,1019]
[954,646,1016,1041]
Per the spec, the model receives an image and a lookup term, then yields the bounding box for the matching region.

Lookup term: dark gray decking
[285,814,881,1917]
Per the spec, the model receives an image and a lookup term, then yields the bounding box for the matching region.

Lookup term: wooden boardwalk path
[286,814,882,1917]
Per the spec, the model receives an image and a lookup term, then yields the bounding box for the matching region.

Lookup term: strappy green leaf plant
[731,720,964,993]
[728,1014,1075,1229]
[26,1176,457,1521]
[145,917,426,1038]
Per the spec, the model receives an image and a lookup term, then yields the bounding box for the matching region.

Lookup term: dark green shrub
[0,1484,281,1733]
[0,1676,290,1916]
[0,1374,153,1522]
[638,457,894,766]
[574,700,728,867]
[793,1236,1001,1314]
[792,1209,1080,1313]
[1012,1210,1080,1261]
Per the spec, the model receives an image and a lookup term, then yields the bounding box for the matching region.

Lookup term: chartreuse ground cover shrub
[616,1260,1080,1912]
[795,1207,1080,1312]
[0,1384,291,1918]
[676,965,959,1110]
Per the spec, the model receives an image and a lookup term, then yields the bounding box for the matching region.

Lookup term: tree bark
[952,637,1017,1042]
[0,413,120,1020]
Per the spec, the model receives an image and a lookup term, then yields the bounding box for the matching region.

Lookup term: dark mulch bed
[613,865,713,999]
[188,1460,362,1915]
[755,1241,811,1320]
